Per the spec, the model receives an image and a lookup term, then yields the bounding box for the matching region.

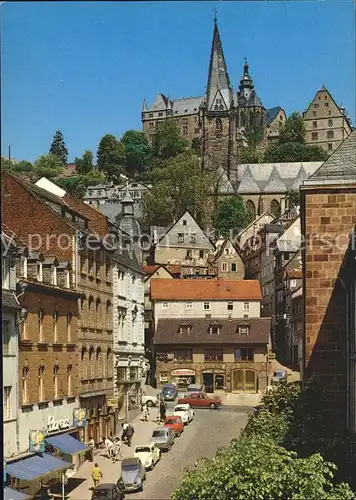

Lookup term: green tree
[151,119,188,160]
[263,142,328,162]
[120,130,152,177]
[191,137,202,156]
[278,112,306,145]
[214,196,252,237]
[287,189,301,209]
[74,150,94,175]
[56,169,105,198]
[49,130,68,164]
[97,134,126,182]
[141,151,211,228]
[239,146,262,163]
[33,154,64,180]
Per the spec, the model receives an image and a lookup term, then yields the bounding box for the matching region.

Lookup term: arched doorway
[270,199,281,217]
[232,369,257,393]
[245,199,256,219]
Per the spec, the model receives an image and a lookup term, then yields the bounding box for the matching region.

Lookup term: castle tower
[201,17,238,178]
[116,184,142,263]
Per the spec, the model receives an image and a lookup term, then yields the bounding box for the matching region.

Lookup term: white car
[142,393,159,407]
[134,443,161,470]
[173,403,194,424]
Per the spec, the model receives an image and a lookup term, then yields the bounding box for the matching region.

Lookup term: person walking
[159,399,166,422]
[142,403,150,422]
[112,437,122,463]
[85,436,95,462]
[104,436,113,458]
[91,463,103,489]
[121,423,128,444]
[125,423,134,447]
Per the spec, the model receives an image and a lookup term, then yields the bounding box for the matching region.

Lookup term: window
[231,263,237,272]
[312,132,318,141]
[209,325,220,335]
[183,219,187,226]
[2,257,10,288]
[174,349,192,361]
[149,113,153,118]
[216,118,222,136]
[314,103,319,108]
[179,324,191,334]
[203,301,210,310]
[149,122,154,128]
[237,325,250,335]
[162,302,169,310]
[312,121,317,128]
[190,233,196,243]
[186,250,192,259]
[2,320,11,355]
[183,125,188,135]
[227,302,233,311]
[67,365,72,395]
[53,365,59,398]
[312,111,316,117]
[4,386,11,420]
[67,312,72,342]
[244,302,250,311]
[185,302,193,310]
[325,102,329,107]
[328,143,333,151]
[328,119,333,127]
[234,348,254,361]
[290,279,297,288]
[158,112,163,117]
[53,311,59,342]
[178,233,184,243]
[39,366,45,401]
[38,309,44,342]
[22,367,29,403]
[37,262,43,282]
[199,250,204,259]
[194,128,200,134]
[327,130,334,139]
[204,348,223,361]
[221,262,228,272]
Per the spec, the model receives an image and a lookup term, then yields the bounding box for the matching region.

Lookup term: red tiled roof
[142,265,160,275]
[166,265,181,274]
[63,194,109,238]
[285,268,303,279]
[150,279,262,301]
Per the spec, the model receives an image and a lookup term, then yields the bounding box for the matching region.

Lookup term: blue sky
[2,0,355,163]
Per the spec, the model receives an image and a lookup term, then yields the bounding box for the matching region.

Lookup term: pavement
[64,401,250,500]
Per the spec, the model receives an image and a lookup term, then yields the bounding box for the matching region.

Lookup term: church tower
[201,18,238,178]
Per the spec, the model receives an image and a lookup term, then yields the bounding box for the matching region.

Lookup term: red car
[164,415,184,436]
[177,392,222,409]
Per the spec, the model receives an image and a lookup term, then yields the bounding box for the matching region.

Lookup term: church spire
[206,18,232,111]
[239,58,254,99]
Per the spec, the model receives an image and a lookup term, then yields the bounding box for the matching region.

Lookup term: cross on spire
[213,7,218,23]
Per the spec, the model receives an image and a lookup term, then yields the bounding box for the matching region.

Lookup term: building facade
[151,278,271,392]
[303,85,352,155]
[301,130,356,431]
[207,238,245,279]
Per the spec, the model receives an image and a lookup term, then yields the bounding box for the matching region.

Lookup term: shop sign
[73,408,87,428]
[107,398,119,408]
[29,430,45,452]
[47,415,71,434]
[171,369,195,376]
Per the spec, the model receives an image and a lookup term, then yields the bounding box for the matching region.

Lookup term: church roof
[171,96,204,116]
[237,166,262,194]
[246,89,263,107]
[266,106,282,124]
[303,130,356,186]
[263,167,287,193]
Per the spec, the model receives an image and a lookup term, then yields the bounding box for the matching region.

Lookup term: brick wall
[302,187,356,428]
[19,288,79,406]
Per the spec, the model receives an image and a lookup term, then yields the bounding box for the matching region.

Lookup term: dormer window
[237,322,250,335]
[179,321,192,334]
[209,321,221,335]
[37,262,43,282]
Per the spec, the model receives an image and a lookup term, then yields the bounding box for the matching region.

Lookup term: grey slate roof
[267,107,282,124]
[154,317,271,345]
[263,168,287,193]
[172,97,204,116]
[2,290,20,310]
[246,89,262,107]
[304,130,356,185]
[156,211,214,250]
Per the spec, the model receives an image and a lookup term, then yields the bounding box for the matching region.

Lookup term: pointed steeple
[206,18,232,112]
[121,183,134,213]
[142,98,148,112]
[239,58,254,100]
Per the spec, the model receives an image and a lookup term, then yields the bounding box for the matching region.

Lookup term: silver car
[120,457,146,492]
[150,426,175,451]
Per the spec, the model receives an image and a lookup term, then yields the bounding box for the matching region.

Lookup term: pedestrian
[142,403,150,422]
[112,437,122,463]
[104,436,113,458]
[159,399,166,422]
[121,423,128,444]
[125,423,134,447]
[91,463,103,489]
[85,436,95,462]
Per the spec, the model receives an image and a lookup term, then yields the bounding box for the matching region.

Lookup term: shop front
[201,369,226,393]
[170,369,196,390]
[80,393,117,444]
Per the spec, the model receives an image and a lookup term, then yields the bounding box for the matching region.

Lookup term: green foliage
[172,436,354,500]
[97,133,126,182]
[121,130,152,176]
[13,160,34,174]
[151,119,188,160]
[56,169,105,198]
[287,190,301,208]
[74,150,94,175]
[214,196,252,237]
[49,130,68,164]
[239,145,262,164]
[243,409,290,443]
[191,137,202,155]
[33,154,64,180]
[278,112,306,145]
[263,141,328,162]
[141,151,211,228]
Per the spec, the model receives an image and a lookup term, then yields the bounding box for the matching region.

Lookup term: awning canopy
[5,453,70,481]
[4,487,32,500]
[45,434,87,455]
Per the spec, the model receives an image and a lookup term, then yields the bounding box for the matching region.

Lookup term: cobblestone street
[65,404,250,500]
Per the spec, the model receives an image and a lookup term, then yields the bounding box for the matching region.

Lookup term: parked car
[91,483,125,500]
[141,393,159,407]
[173,403,194,424]
[160,383,178,401]
[150,426,175,451]
[120,457,146,492]
[186,383,205,393]
[177,392,222,409]
[164,415,184,436]
[134,443,161,470]
[271,370,288,385]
